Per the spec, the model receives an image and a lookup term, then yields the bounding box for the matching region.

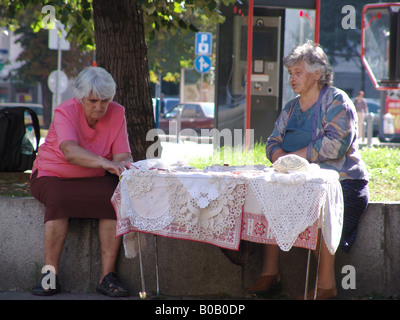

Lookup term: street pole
[56,23,62,107]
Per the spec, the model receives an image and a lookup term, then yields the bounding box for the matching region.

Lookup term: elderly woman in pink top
[30,67,132,297]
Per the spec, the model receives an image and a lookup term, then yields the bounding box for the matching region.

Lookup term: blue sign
[195,32,212,56]
[195,55,211,73]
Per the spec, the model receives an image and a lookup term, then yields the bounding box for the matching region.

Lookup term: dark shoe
[297,287,337,300]
[31,272,61,296]
[96,272,129,297]
[248,274,281,297]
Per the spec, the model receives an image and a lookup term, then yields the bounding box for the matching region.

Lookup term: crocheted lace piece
[273,154,310,173]
[246,168,341,251]
[119,164,247,240]
[166,172,247,241]
[119,168,174,231]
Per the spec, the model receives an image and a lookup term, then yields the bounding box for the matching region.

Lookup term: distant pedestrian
[354,91,369,139]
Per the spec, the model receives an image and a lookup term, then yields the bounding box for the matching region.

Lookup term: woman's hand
[270,148,288,163]
[60,140,132,176]
[271,147,308,163]
[98,157,131,176]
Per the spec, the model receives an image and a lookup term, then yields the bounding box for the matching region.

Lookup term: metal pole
[137,233,147,299]
[56,23,62,107]
[367,112,374,147]
[313,234,323,300]
[245,0,253,149]
[200,73,204,102]
[304,249,312,300]
[154,235,160,296]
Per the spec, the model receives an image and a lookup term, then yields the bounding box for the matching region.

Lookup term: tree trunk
[40,78,53,129]
[92,0,160,161]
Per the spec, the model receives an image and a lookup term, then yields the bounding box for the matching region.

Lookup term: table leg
[313,235,323,300]
[304,249,312,300]
[154,235,160,296]
[137,233,147,299]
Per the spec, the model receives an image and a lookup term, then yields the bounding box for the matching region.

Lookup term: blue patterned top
[266,86,368,181]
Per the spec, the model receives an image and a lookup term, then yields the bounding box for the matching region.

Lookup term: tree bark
[92,0,160,161]
[40,78,53,129]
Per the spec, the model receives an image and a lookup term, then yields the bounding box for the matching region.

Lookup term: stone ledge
[0,198,399,299]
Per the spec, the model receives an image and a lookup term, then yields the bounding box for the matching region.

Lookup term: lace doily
[166,174,247,242]
[119,168,174,231]
[176,171,241,209]
[248,169,342,252]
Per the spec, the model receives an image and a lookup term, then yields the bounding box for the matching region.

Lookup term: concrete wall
[0,197,399,299]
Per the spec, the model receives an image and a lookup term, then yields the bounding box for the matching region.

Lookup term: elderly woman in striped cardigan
[248,41,369,300]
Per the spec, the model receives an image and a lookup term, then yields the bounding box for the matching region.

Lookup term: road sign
[195,55,211,73]
[48,70,68,94]
[195,32,212,56]
[48,23,70,51]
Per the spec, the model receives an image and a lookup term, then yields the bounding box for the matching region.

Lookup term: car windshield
[202,103,215,117]
[164,99,179,112]
[367,102,380,114]
[165,103,214,118]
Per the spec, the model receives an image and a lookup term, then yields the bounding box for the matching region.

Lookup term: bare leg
[44,218,69,274]
[314,234,336,289]
[98,219,121,283]
[248,244,281,295]
[261,244,280,275]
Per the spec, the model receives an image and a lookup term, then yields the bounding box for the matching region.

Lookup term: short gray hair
[283,40,333,87]
[74,67,116,101]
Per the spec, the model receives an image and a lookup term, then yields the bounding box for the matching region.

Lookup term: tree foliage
[1,0,235,50]
[0,0,236,160]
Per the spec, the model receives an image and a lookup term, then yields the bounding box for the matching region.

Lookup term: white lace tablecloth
[112,160,343,257]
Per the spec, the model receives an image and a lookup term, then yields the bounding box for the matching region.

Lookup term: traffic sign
[195,55,211,73]
[48,23,70,51]
[48,70,69,94]
[195,32,212,56]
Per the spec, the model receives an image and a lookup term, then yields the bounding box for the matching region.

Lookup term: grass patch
[189,143,400,202]
[360,147,400,202]
[1,143,400,202]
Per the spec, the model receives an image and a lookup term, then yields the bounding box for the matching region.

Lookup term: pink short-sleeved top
[32,97,131,178]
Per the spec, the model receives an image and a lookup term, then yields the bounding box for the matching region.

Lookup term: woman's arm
[60,140,131,176]
[266,100,296,163]
[306,96,356,163]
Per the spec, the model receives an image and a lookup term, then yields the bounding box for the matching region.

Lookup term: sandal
[31,273,61,296]
[96,272,129,297]
[247,274,281,297]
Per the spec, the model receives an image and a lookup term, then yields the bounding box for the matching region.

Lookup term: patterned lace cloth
[240,166,343,253]
[113,159,343,257]
[115,160,247,255]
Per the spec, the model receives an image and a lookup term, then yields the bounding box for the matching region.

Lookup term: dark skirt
[30,170,119,223]
[339,179,369,253]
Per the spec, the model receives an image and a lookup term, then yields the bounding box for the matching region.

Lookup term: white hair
[74,67,116,102]
[283,40,334,87]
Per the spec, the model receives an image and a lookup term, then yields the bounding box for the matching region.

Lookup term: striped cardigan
[266,86,368,181]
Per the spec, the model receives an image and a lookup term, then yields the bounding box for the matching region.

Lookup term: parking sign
[195,32,212,56]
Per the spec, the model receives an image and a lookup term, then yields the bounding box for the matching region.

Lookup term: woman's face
[288,61,321,96]
[81,92,111,127]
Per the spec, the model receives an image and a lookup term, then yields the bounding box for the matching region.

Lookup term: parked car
[161,97,180,114]
[0,102,44,128]
[158,102,214,134]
